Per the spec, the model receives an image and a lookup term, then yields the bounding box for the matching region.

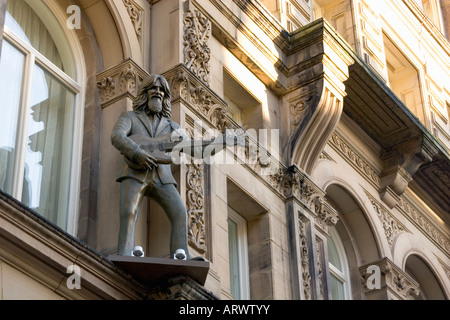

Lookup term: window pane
[330,273,346,300]
[327,235,343,271]
[0,40,24,195]
[228,218,241,300]
[22,64,75,230]
[6,0,75,78]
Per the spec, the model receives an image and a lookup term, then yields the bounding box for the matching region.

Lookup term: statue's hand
[135,148,157,170]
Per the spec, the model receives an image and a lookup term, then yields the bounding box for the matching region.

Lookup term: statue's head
[133,74,171,117]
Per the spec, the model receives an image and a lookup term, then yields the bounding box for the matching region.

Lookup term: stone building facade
[0,0,449,300]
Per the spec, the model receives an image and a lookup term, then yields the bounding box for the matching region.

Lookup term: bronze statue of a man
[111,74,191,259]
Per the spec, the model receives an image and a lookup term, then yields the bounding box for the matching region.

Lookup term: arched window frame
[327,226,352,300]
[0,0,85,236]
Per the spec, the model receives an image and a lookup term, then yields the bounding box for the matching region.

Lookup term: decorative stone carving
[269,165,338,232]
[289,94,311,129]
[397,195,450,256]
[97,76,115,102]
[366,191,408,247]
[165,66,228,131]
[96,59,148,107]
[329,131,381,189]
[360,258,420,300]
[148,276,218,300]
[186,162,207,254]
[123,0,143,44]
[313,197,338,230]
[183,0,211,85]
[119,64,138,94]
[298,214,312,300]
[316,237,325,300]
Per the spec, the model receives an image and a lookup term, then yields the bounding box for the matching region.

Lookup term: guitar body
[125,134,175,170]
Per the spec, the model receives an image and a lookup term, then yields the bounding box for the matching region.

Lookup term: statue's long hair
[132,74,172,117]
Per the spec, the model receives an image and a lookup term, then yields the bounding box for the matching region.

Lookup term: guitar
[125,131,246,170]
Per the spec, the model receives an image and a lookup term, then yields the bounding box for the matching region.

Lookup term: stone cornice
[329,130,382,190]
[0,190,148,300]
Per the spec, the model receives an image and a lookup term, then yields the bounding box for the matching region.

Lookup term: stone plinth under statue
[108,255,215,300]
[108,255,210,286]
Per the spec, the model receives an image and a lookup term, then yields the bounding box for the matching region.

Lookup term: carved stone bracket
[360,258,420,300]
[379,136,438,208]
[285,21,354,175]
[96,59,149,108]
[289,85,344,175]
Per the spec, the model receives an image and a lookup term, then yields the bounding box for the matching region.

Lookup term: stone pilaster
[283,165,339,300]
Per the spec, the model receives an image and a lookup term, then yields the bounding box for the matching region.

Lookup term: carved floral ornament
[96,59,148,107]
[298,215,312,300]
[360,258,420,300]
[183,0,211,85]
[186,162,207,254]
[365,191,408,248]
[165,67,230,136]
[122,0,143,44]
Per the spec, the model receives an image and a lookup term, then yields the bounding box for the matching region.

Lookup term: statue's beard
[147,96,163,114]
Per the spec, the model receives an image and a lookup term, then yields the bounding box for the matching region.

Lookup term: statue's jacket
[111,110,179,185]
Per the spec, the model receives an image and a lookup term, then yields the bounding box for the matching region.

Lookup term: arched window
[0,0,83,234]
[405,254,447,300]
[327,226,352,300]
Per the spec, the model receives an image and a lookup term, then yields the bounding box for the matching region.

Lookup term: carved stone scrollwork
[313,197,338,229]
[316,237,325,300]
[186,162,207,254]
[360,258,420,300]
[183,0,211,85]
[119,64,138,94]
[165,66,229,132]
[269,165,339,232]
[123,0,143,44]
[298,214,312,300]
[365,191,408,247]
[97,76,115,102]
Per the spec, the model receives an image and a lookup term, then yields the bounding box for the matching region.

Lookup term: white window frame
[1,0,85,236]
[328,227,352,300]
[228,208,250,300]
